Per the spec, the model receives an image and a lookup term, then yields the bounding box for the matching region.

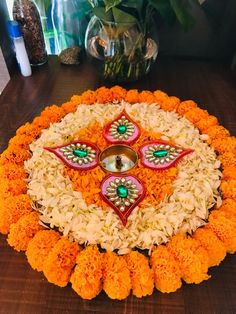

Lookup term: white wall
[0,47,10,93]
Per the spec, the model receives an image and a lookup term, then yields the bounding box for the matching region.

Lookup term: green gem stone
[116,185,128,198]
[73,149,87,158]
[117,124,127,134]
[153,150,168,158]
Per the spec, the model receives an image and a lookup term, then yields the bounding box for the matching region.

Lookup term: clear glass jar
[85,16,158,82]
[51,0,91,54]
[13,0,47,66]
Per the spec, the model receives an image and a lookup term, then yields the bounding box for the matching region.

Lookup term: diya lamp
[99,144,138,173]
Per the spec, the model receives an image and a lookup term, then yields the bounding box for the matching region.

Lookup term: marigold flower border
[0,86,236,300]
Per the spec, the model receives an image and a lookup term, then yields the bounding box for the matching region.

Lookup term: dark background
[1,0,236,74]
[158,0,236,61]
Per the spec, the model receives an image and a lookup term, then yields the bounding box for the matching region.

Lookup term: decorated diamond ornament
[103,111,140,144]
[44,141,100,170]
[139,141,194,170]
[101,175,145,226]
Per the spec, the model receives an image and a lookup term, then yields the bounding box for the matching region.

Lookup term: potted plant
[85,0,199,82]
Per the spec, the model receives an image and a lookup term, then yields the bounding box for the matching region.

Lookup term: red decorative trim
[100,174,145,226]
[103,110,141,144]
[139,140,194,170]
[44,141,100,170]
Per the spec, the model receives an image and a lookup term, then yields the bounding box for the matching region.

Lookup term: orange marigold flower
[96,87,113,103]
[125,89,139,103]
[220,180,236,199]
[43,237,80,287]
[138,90,156,104]
[9,134,34,150]
[0,147,30,165]
[16,122,42,138]
[218,152,236,168]
[7,212,44,251]
[218,199,236,221]
[193,227,226,267]
[73,123,107,151]
[110,85,126,101]
[130,164,177,209]
[70,245,103,300]
[0,194,32,234]
[61,101,78,114]
[159,96,180,112]
[65,166,106,208]
[26,229,60,272]
[103,252,131,300]
[184,107,209,124]
[153,90,169,105]
[177,100,198,116]
[0,163,27,180]
[150,245,182,293]
[222,166,236,180]
[80,90,97,104]
[211,136,236,155]
[70,94,83,105]
[194,115,218,133]
[132,128,162,148]
[207,210,236,254]
[41,105,65,123]
[206,125,230,143]
[167,234,210,284]
[32,115,51,130]
[0,178,27,198]
[124,251,154,298]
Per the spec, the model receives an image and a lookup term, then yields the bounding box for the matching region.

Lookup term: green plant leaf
[93,7,113,22]
[80,1,94,14]
[104,0,122,12]
[149,0,176,25]
[170,0,195,30]
[112,7,137,25]
[121,0,144,11]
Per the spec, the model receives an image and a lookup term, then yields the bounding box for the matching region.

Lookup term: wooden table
[0,56,236,314]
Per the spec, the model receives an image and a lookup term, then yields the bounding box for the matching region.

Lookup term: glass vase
[13,0,47,66]
[51,0,91,54]
[85,16,158,82]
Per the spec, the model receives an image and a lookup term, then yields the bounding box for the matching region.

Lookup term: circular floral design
[25,102,220,252]
[0,86,235,301]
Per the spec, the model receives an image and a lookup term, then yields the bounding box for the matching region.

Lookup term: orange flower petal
[70,245,103,299]
[207,210,236,254]
[7,212,44,251]
[151,245,182,293]
[193,227,226,267]
[103,252,131,300]
[167,234,210,284]
[0,194,32,234]
[43,237,80,287]
[125,251,154,298]
[26,229,61,271]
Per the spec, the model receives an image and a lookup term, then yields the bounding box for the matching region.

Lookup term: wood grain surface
[0,56,236,314]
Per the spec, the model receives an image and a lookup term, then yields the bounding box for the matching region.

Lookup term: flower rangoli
[0,86,235,300]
